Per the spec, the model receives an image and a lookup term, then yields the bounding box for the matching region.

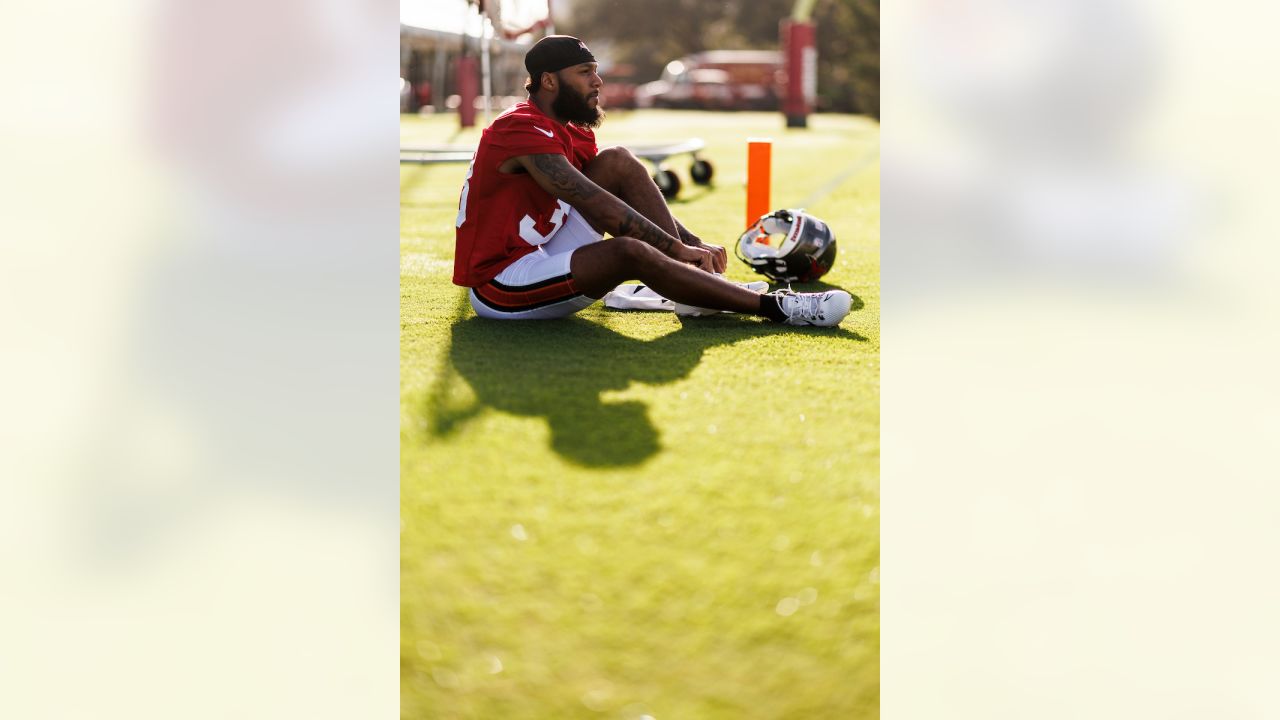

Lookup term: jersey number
[455,157,475,228]
[518,201,569,246]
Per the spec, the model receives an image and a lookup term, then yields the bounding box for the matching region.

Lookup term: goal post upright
[782,0,818,128]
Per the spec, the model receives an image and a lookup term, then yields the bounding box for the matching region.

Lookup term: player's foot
[673,280,769,317]
[772,289,852,327]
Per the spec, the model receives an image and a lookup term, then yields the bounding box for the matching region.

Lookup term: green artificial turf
[402,110,879,719]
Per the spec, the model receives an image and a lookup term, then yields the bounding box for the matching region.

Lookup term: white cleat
[673,279,770,317]
[774,289,852,327]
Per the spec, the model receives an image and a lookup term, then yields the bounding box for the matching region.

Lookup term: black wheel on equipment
[654,169,681,199]
[690,159,714,185]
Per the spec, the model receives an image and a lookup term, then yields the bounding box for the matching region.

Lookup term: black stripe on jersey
[473,288,584,313]
[490,273,575,293]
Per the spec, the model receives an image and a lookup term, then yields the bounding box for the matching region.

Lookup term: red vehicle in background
[599,62,640,110]
[635,50,783,111]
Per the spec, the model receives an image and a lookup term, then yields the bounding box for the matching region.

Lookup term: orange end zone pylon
[746,138,772,229]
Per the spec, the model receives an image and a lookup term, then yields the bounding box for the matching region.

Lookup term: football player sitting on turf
[452,35,852,327]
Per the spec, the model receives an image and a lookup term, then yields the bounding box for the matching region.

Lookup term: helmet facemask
[736,209,837,283]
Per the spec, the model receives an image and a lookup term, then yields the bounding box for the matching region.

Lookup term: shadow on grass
[425,309,865,468]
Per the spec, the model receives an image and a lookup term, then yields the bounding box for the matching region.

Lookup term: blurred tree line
[565,0,878,118]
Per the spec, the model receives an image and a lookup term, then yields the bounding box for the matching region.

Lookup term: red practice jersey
[453,101,599,287]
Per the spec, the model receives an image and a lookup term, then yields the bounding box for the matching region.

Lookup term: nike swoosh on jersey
[534,126,554,137]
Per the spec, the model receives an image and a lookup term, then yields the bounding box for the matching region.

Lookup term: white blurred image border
[883,0,1280,717]
[1,0,399,717]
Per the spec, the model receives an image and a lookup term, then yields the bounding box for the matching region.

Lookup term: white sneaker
[774,289,852,327]
[673,279,770,317]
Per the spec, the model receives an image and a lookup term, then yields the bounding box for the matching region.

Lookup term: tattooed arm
[517,153,713,268]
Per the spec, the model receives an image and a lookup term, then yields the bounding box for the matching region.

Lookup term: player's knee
[596,146,642,173]
[597,146,634,163]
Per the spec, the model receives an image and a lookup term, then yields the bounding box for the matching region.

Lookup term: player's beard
[553,82,604,128]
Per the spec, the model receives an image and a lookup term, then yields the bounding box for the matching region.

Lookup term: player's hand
[694,242,728,274]
[672,242,717,273]
[677,229,726,273]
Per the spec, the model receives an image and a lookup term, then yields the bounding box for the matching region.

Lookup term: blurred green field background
[401,110,879,719]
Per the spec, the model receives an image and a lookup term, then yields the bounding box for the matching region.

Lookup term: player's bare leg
[571,237,759,313]
[583,147,680,237]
